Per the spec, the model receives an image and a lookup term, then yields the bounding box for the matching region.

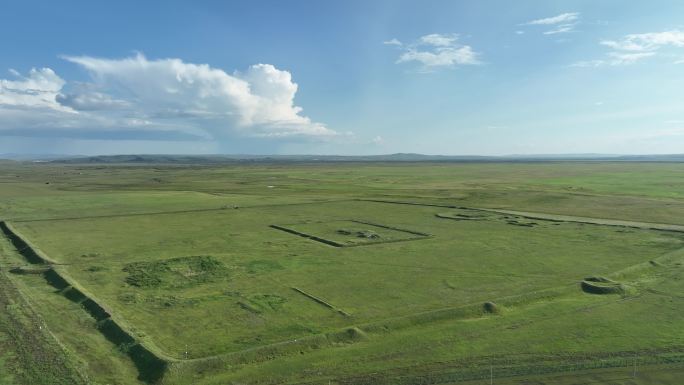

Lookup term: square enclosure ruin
[272,219,430,247]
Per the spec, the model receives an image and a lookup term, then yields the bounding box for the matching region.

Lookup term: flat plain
[1,160,684,385]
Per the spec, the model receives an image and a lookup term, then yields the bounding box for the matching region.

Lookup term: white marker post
[633,352,638,378]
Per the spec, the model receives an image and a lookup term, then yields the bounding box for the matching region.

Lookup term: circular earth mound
[483,301,500,314]
[580,278,626,295]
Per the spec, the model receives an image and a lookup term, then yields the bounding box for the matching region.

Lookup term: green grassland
[0,234,89,385]
[1,160,684,384]
[14,199,682,359]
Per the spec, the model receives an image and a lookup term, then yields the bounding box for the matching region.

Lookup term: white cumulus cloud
[524,12,579,26]
[574,30,684,67]
[62,54,335,138]
[419,33,458,47]
[522,12,580,35]
[600,30,684,52]
[387,33,480,71]
[544,24,577,35]
[607,51,656,64]
[0,68,69,111]
[56,91,130,111]
[383,38,402,46]
[0,54,337,141]
[398,46,478,68]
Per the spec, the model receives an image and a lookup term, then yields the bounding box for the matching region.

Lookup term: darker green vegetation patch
[503,217,538,227]
[85,265,107,272]
[328,327,367,343]
[437,211,542,228]
[249,294,287,311]
[435,210,492,221]
[238,294,288,314]
[9,265,50,275]
[123,255,227,289]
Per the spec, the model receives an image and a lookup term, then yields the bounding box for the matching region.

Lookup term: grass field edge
[0,221,173,384]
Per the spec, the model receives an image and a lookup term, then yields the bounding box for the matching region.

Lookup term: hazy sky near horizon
[1,0,684,155]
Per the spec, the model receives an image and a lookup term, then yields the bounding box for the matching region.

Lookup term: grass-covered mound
[482,301,500,314]
[123,255,227,289]
[580,276,627,295]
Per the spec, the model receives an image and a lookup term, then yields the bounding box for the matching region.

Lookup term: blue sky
[1,0,683,155]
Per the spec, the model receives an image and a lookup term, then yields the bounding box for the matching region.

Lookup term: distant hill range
[2,153,684,163]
